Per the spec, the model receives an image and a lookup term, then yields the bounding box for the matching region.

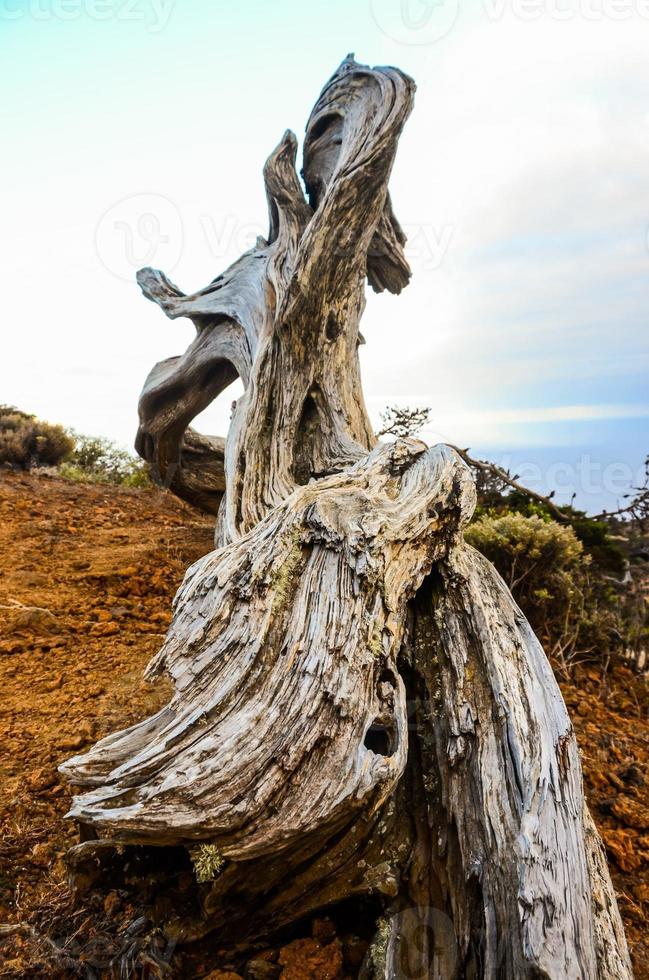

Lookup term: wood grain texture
[61,56,632,978]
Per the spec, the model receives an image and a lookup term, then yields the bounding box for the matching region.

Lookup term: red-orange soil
[0,471,646,978]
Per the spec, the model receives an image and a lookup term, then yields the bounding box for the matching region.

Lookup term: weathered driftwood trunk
[61,57,632,978]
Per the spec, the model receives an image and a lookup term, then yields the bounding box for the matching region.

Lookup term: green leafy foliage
[59,434,152,487]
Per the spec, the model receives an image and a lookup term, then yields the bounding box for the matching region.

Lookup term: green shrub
[466,512,584,588]
[0,408,152,486]
[465,512,621,671]
[474,488,627,578]
[0,405,74,469]
[60,434,152,487]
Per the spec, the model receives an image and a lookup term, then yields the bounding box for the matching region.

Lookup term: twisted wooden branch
[60,57,632,978]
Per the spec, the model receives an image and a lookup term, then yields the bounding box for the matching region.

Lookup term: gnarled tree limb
[61,56,632,979]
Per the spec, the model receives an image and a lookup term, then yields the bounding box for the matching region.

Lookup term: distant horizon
[5,396,645,518]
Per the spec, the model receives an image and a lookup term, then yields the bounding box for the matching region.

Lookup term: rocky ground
[0,470,647,979]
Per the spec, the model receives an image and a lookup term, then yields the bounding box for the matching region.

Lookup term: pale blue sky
[1,0,648,512]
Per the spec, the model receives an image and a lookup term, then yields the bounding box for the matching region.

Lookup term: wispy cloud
[368,399,649,425]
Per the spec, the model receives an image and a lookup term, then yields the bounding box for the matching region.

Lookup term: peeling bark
[61,56,632,978]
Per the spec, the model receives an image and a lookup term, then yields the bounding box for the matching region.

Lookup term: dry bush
[0,406,74,469]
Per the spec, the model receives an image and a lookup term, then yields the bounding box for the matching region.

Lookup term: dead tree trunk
[60,56,632,978]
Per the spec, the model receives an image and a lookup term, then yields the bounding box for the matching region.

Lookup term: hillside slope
[0,471,647,978]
